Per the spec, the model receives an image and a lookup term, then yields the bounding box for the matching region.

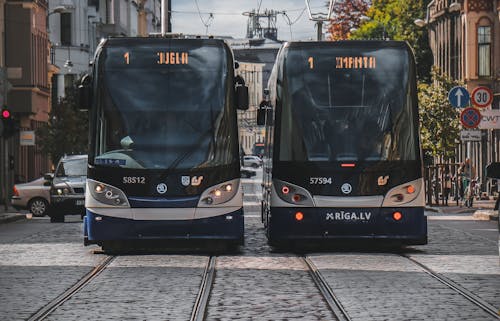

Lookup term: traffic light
[1,107,19,139]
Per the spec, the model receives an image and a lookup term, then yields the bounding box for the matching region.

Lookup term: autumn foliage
[326,0,371,40]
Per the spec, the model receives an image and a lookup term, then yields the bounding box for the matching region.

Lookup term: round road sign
[460,107,481,129]
[471,86,493,108]
[448,86,469,108]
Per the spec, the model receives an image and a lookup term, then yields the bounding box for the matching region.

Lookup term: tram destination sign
[460,130,481,142]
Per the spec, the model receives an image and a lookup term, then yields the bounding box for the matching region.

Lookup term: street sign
[20,131,35,146]
[448,86,469,108]
[478,110,500,129]
[460,107,481,128]
[471,86,493,108]
[460,130,481,142]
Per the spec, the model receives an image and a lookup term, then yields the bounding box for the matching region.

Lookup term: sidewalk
[426,198,499,221]
[1,200,498,224]
[0,205,27,224]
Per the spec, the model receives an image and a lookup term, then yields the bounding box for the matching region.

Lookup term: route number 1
[308,57,314,69]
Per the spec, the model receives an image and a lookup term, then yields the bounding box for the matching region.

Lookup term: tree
[36,85,89,164]
[348,0,433,82]
[326,0,371,40]
[418,67,461,162]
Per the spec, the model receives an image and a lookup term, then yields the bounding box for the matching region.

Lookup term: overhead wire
[193,0,214,34]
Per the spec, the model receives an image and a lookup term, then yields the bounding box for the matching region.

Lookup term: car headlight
[198,179,239,206]
[51,186,70,195]
[88,179,129,207]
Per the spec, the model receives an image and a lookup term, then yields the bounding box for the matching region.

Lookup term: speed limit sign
[471,86,493,108]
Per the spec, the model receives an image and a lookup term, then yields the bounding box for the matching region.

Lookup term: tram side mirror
[257,106,266,126]
[236,85,249,110]
[486,162,500,179]
[234,75,249,110]
[78,74,92,110]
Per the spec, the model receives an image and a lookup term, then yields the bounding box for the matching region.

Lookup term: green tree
[37,85,88,164]
[418,68,461,162]
[349,0,433,82]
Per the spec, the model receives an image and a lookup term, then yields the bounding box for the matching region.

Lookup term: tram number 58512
[310,177,332,185]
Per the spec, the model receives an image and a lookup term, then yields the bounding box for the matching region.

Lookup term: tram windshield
[92,40,238,170]
[279,45,419,163]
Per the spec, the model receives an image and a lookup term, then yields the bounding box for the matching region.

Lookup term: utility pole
[161,0,171,35]
[305,0,335,41]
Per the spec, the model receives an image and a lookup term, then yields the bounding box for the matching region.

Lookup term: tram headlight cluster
[274,180,314,206]
[382,179,422,206]
[88,179,129,207]
[198,179,239,206]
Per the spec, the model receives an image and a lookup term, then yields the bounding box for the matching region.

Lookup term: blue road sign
[448,86,470,108]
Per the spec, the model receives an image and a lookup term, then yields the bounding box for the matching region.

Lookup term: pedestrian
[443,165,452,206]
[461,158,476,207]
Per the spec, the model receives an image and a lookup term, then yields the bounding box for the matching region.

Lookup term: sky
[170,0,331,41]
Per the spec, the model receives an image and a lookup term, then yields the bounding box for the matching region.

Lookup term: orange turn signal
[295,212,304,221]
[392,211,403,221]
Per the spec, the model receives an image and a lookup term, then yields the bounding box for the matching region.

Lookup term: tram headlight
[87,179,129,207]
[273,179,314,206]
[382,179,423,206]
[198,179,240,206]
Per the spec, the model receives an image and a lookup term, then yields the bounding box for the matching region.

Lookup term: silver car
[49,155,88,222]
[11,177,51,216]
[243,155,262,168]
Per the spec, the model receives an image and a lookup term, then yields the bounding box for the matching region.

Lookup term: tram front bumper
[268,207,427,245]
[84,208,244,244]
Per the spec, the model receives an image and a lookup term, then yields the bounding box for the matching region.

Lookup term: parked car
[241,168,257,178]
[11,176,52,216]
[243,155,262,168]
[48,155,88,223]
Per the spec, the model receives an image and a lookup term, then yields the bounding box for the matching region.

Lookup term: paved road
[0,169,498,320]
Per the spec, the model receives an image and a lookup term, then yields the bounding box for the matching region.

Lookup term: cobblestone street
[0,174,498,320]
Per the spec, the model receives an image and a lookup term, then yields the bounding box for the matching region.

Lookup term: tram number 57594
[310,177,333,185]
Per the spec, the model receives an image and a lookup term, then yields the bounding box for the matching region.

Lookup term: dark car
[48,155,88,222]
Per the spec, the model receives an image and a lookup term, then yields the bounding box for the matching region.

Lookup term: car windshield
[56,158,87,177]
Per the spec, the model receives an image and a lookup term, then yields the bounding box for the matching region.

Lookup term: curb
[0,214,26,224]
[472,209,499,221]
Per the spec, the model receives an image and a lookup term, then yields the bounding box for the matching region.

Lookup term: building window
[60,13,72,46]
[477,26,491,77]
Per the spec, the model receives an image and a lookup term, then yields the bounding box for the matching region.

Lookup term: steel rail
[303,256,352,321]
[27,255,115,321]
[190,256,217,321]
[402,254,500,319]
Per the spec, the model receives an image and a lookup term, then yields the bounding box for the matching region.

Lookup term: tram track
[190,256,217,321]
[27,255,115,321]
[401,254,500,319]
[303,256,352,321]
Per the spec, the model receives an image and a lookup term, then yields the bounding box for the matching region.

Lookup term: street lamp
[305,0,336,41]
[47,5,70,33]
[449,2,461,13]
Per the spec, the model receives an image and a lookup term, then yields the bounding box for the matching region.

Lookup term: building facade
[5,0,51,184]
[0,0,162,207]
[426,0,500,191]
